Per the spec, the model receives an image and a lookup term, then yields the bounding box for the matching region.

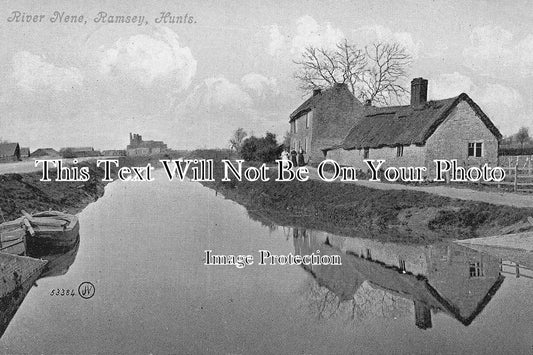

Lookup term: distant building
[126,133,168,156]
[0,143,20,162]
[101,150,126,157]
[31,148,60,158]
[19,147,30,158]
[60,147,100,158]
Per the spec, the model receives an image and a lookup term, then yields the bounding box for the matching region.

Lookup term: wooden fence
[496,155,533,192]
[500,261,533,280]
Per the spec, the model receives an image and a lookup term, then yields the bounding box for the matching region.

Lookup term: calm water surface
[0,171,532,354]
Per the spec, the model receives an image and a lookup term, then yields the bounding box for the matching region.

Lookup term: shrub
[240,132,282,163]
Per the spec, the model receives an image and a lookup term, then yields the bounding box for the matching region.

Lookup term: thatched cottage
[322,78,502,178]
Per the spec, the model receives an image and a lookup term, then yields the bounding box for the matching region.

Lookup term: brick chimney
[313,88,322,96]
[411,77,428,107]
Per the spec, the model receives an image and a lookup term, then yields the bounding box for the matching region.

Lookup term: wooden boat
[21,210,79,248]
[0,210,79,252]
[0,220,27,256]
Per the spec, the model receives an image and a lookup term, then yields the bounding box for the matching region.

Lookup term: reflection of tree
[299,277,412,324]
[350,282,412,321]
[300,277,342,320]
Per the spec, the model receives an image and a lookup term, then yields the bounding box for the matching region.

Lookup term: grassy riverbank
[0,155,177,222]
[188,150,533,243]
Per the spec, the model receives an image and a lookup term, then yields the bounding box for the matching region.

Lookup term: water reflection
[291,227,505,329]
[28,236,80,280]
[0,235,79,338]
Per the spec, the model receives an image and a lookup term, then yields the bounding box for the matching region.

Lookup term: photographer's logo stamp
[78,282,95,299]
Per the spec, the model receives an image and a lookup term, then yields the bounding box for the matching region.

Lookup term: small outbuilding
[101,150,126,157]
[0,143,21,162]
[20,147,30,158]
[60,147,99,158]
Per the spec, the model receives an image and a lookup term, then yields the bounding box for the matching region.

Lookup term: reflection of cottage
[0,143,20,162]
[288,83,361,164]
[126,133,168,156]
[324,78,502,178]
[31,148,60,158]
[293,228,504,329]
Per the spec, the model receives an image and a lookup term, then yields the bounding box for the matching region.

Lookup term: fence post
[514,164,518,192]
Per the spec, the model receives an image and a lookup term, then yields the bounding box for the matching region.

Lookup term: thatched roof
[0,143,19,157]
[340,93,502,150]
[289,83,361,122]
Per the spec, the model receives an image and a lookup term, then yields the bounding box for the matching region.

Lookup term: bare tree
[294,40,412,106]
[229,128,247,154]
[293,40,366,95]
[516,126,530,150]
[299,277,413,323]
[359,42,412,106]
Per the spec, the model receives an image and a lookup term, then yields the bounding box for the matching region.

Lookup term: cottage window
[469,262,484,277]
[291,121,297,134]
[363,148,370,159]
[304,138,308,152]
[306,111,312,129]
[396,146,404,157]
[468,142,482,157]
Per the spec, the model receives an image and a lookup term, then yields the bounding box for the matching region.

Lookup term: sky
[0,0,532,150]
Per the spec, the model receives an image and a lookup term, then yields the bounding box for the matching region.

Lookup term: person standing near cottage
[297,148,306,166]
[280,149,290,168]
[290,149,297,167]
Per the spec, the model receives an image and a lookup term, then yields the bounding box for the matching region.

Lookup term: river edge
[0,155,173,222]
[2,152,532,244]
[187,151,533,244]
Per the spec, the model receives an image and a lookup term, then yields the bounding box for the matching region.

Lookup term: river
[0,171,531,354]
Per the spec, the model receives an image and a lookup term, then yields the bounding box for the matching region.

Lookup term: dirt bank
[0,155,176,222]
[187,151,533,243]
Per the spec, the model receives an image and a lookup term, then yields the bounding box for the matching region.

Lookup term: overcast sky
[1,0,532,150]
